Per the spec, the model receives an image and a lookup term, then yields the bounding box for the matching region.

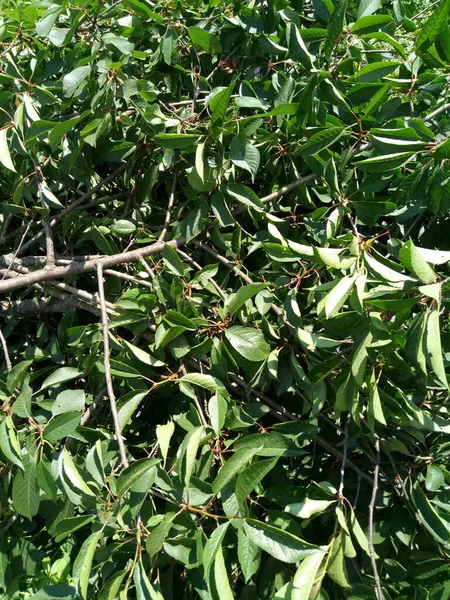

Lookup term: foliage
[1,0,450,598]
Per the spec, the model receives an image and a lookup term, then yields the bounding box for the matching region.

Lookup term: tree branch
[0,327,12,371]
[158,172,177,243]
[18,164,127,254]
[0,238,185,293]
[97,262,129,468]
[369,436,383,600]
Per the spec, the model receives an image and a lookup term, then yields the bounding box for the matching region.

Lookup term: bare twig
[1,216,36,281]
[81,387,107,426]
[338,414,350,501]
[0,513,18,534]
[196,241,293,328]
[369,436,383,600]
[0,214,13,243]
[258,173,317,205]
[18,164,127,254]
[139,258,155,280]
[158,172,177,243]
[424,103,450,123]
[176,247,227,300]
[189,357,374,485]
[97,263,129,468]
[0,238,185,293]
[0,328,12,371]
[0,296,101,316]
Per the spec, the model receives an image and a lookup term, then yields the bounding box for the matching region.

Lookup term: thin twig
[369,436,383,600]
[189,357,374,485]
[0,328,12,371]
[0,513,18,534]
[196,241,292,328]
[19,164,127,254]
[97,262,129,469]
[0,238,185,293]
[1,216,36,281]
[81,387,107,426]
[424,103,450,123]
[338,414,350,501]
[158,172,177,243]
[176,247,226,300]
[258,173,317,205]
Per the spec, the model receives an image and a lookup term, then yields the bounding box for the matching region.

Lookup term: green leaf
[62,448,96,497]
[146,517,174,557]
[110,220,137,238]
[285,499,335,519]
[48,111,90,149]
[416,0,450,50]
[357,0,381,18]
[351,15,394,34]
[324,274,357,318]
[243,519,324,563]
[0,128,16,172]
[116,458,159,497]
[230,133,260,180]
[211,544,234,600]
[203,521,230,578]
[287,22,314,68]
[292,552,326,598]
[73,531,102,600]
[324,0,346,61]
[223,183,265,209]
[52,390,85,416]
[98,571,127,600]
[225,282,269,315]
[40,367,82,392]
[426,465,445,492]
[44,412,81,442]
[181,426,205,490]
[411,483,450,547]
[238,527,261,582]
[62,66,91,98]
[351,60,400,82]
[118,391,148,432]
[0,416,24,469]
[327,532,351,588]
[399,240,436,283]
[162,244,184,276]
[233,432,306,457]
[7,360,32,393]
[354,151,414,172]
[54,515,97,542]
[426,307,448,388]
[296,127,346,156]
[209,393,228,436]
[156,421,175,465]
[212,447,259,494]
[154,134,200,149]
[29,586,77,600]
[211,83,235,128]
[180,372,227,394]
[164,310,197,330]
[225,326,270,362]
[187,26,222,55]
[236,458,278,506]
[12,456,39,519]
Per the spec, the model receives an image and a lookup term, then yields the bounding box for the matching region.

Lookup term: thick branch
[0,238,185,293]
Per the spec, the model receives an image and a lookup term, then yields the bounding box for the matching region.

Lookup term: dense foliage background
[1,0,450,598]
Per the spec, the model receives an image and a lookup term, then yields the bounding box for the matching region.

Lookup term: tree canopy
[1,0,450,598]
